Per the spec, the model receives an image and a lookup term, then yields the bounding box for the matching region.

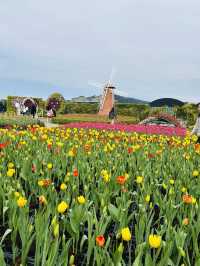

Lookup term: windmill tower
[98,83,116,116]
[88,69,127,116]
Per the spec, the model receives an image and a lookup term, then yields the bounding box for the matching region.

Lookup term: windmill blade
[108,67,116,85]
[115,89,129,97]
[88,80,104,89]
[88,80,105,109]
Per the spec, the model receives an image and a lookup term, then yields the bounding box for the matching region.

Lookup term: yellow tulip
[38,180,44,187]
[60,183,67,191]
[77,195,86,204]
[121,227,131,241]
[57,201,69,214]
[7,169,15,177]
[47,163,53,170]
[17,196,27,208]
[193,170,199,177]
[136,176,144,184]
[148,234,161,248]
[145,195,150,203]
[181,187,187,193]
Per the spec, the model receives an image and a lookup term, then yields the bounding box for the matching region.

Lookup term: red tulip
[96,235,105,247]
[73,169,79,177]
[116,175,126,185]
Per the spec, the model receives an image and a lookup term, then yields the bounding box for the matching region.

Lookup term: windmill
[98,82,116,116]
[88,69,127,116]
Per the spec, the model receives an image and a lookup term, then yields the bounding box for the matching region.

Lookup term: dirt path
[39,118,59,128]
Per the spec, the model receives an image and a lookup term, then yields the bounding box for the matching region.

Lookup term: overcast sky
[0,0,200,102]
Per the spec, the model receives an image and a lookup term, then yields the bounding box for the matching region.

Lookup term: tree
[46,92,65,114]
[176,104,196,126]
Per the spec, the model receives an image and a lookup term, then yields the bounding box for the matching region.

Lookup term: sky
[0,0,200,102]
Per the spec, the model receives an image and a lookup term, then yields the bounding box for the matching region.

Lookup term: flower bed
[0,126,198,265]
[0,116,44,129]
[63,122,186,136]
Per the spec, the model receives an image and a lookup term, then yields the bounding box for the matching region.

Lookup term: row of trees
[1,92,199,126]
[61,102,198,126]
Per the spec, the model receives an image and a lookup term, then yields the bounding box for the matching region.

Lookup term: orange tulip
[47,144,52,150]
[96,235,105,247]
[182,194,193,204]
[39,195,47,205]
[73,169,79,177]
[195,143,200,151]
[128,147,133,154]
[116,175,126,185]
[182,218,189,225]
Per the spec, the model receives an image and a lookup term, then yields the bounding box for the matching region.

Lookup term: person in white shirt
[192,103,200,143]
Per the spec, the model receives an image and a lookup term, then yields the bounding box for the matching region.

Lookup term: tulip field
[62,122,186,137]
[0,125,200,266]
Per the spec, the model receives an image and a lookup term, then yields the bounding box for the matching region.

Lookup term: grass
[51,114,139,125]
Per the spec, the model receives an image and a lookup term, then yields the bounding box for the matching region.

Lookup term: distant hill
[115,95,148,104]
[71,95,148,104]
[71,95,99,103]
[150,98,185,107]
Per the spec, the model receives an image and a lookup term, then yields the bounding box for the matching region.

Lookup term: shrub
[64,102,98,114]
[6,96,45,114]
[46,93,65,114]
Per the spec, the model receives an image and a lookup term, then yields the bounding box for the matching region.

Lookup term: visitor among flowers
[109,106,116,125]
[47,108,56,119]
[191,103,200,143]
[30,104,37,119]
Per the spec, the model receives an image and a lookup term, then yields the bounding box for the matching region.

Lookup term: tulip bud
[101,199,105,207]
[64,176,70,182]
[62,234,65,242]
[102,206,107,215]
[117,243,124,253]
[69,255,75,265]
[178,247,186,257]
[29,224,34,233]
[51,215,57,227]
[84,185,88,192]
[116,231,121,239]
[53,223,59,238]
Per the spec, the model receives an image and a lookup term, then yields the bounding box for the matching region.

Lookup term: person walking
[31,104,37,119]
[191,103,200,143]
[52,108,56,117]
[109,106,116,125]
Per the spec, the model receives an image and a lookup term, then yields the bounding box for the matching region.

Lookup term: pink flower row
[63,122,186,136]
